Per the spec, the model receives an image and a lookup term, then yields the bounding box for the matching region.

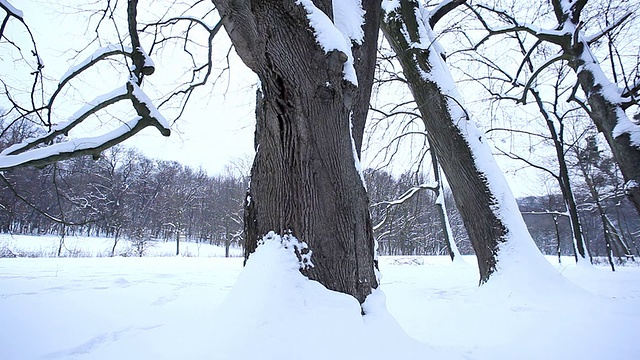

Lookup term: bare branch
[585,12,631,46]
[519,54,569,105]
[428,0,467,29]
[0,172,96,226]
[372,183,438,231]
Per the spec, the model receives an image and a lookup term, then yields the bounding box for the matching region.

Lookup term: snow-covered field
[1,235,639,359]
[0,234,243,258]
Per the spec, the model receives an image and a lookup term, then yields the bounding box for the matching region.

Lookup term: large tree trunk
[382,0,548,283]
[216,0,379,303]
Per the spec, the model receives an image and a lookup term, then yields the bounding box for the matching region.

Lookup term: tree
[381,0,554,283]
[574,134,635,269]
[0,0,171,171]
[209,0,381,303]
[470,0,640,215]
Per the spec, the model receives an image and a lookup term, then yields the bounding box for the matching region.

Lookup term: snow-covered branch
[0,116,159,171]
[0,0,176,172]
[297,0,358,85]
[521,210,569,218]
[372,183,438,231]
[428,0,466,29]
[2,87,130,157]
[0,0,24,21]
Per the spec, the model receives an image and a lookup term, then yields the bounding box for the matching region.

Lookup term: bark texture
[382,0,506,282]
[215,0,380,303]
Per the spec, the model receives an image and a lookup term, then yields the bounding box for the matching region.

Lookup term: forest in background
[2,118,637,261]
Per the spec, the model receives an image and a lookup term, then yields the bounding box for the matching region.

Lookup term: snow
[625,179,639,192]
[296,0,358,85]
[1,235,639,359]
[0,0,22,18]
[574,38,640,148]
[0,234,243,258]
[128,79,171,130]
[381,0,400,14]
[612,106,640,146]
[332,0,365,44]
[60,45,133,85]
[138,46,154,70]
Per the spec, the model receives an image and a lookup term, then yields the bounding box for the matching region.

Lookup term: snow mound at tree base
[208,235,460,359]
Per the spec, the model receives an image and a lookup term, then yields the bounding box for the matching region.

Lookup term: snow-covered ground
[0,235,639,359]
[0,234,243,258]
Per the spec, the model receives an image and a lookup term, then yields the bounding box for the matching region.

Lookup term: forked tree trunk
[216,0,380,303]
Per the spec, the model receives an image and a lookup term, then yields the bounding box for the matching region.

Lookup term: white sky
[9,0,257,176]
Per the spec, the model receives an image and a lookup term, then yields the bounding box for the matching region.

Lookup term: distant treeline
[365,169,639,260]
[1,148,638,259]
[0,146,247,254]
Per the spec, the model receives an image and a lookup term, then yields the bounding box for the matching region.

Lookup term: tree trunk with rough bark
[215,0,380,303]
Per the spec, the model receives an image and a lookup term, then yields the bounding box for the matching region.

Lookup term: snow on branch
[296,0,358,85]
[585,12,632,46]
[612,109,640,147]
[0,0,22,19]
[1,86,130,156]
[0,79,171,171]
[521,210,570,218]
[373,183,439,208]
[428,0,467,29]
[128,80,171,133]
[372,183,438,231]
[60,45,134,85]
[0,116,152,171]
[332,0,365,44]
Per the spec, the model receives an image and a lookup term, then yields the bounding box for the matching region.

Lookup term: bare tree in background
[470,0,640,215]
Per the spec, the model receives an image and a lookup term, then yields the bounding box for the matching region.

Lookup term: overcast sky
[9,0,256,176]
[5,0,543,197]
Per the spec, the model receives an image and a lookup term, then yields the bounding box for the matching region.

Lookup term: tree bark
[216,0,379,303]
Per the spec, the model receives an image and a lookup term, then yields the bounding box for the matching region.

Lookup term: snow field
[0,234,243,258]
[0,237,639,359]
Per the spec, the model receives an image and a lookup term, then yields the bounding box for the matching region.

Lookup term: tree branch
[428,0,467,29]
